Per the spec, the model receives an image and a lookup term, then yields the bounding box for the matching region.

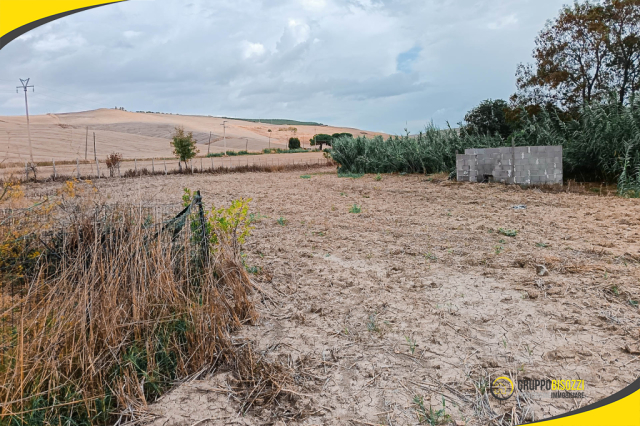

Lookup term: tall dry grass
[0,194,292,425]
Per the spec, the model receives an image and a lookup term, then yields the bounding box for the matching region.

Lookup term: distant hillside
[222,118,326,126]
[0,109,386,163]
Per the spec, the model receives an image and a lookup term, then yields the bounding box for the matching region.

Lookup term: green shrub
[288,137,301,150]
[331,98,640,188]
[171,127,199,170]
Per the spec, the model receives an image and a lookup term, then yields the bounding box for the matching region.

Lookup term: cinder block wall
[456,145,562,185]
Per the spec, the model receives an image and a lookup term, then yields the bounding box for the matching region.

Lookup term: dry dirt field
[23,169,640,426]
[0,151,328,179]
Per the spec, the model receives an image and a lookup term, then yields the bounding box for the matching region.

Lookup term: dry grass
[1,159,335,185]
[0,193,297,424]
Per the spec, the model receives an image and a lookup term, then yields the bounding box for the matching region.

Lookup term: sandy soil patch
[23,170,640,425]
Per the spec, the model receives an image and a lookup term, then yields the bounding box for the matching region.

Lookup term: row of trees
[309,133,353,150]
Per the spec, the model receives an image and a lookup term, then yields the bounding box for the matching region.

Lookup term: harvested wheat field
[0,109,385,164]
[22,169,640,426]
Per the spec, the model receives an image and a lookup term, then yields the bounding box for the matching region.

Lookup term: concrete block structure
[456,145,562,185]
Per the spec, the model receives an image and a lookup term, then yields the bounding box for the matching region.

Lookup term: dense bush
[510,99,640,183]
[331,99,640,192]
[331,125,501,175]
[288,137,301,149]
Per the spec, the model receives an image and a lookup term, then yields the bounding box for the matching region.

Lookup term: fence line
[1,157,335,183]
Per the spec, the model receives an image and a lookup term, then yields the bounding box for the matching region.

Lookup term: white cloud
[123,30,142,38]
[242,41,266,59]
[300,0,326,11]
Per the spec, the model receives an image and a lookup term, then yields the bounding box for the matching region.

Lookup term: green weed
[498,228,518,237]
[405,336,417,355]
[413,395,450,425]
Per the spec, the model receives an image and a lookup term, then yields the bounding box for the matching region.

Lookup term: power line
[16,78,35,170]
[221,120,228,152]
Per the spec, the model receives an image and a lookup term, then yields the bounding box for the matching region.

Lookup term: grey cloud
[0,0,566,134]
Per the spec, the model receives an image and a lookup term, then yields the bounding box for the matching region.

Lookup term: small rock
[536,265,550,277]
[624,344,640,355]
[455,421,466,426]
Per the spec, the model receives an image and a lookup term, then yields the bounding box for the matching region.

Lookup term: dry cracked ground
[27,169,640,425]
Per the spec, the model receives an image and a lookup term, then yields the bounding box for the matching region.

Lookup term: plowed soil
[24,169,640,426]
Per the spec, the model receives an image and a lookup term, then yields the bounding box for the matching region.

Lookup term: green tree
[171,126,199,171]
[288,137,301,149]
[332,132,353,139]
[460,99,516,140]
[312,134,332,150]
[605,0,640,105]
[515,0,640,109]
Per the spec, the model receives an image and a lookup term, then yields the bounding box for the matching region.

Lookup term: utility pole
[221,121,228,153]
[245,137,248,152]
[93,132,100,178]
[85,127,88,160]
[207,131,212,156]
[17,78,35,174]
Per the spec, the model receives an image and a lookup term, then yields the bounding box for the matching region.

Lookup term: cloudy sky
[0,0,566,134]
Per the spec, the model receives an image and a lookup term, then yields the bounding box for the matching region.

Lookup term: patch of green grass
[424,252,437,262]
[300,175,311,179]
[375,173,382,181]
[248,212,267,223]
[498,228,518,237]
[611,285,620,296]
[413,395,451,425]
[277,217,287,226]
[349,204,362,214]
[536,242,549,248]
[629,300,638,308]
[494,245,503,255]
[245,265,261,274]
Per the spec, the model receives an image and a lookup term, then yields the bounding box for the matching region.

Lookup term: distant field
[0,108,386,164]
[0,151,328,180]
[220,117,326,126]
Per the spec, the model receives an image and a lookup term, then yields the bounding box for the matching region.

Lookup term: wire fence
[0,156,334,182]
[0,196,204,355]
